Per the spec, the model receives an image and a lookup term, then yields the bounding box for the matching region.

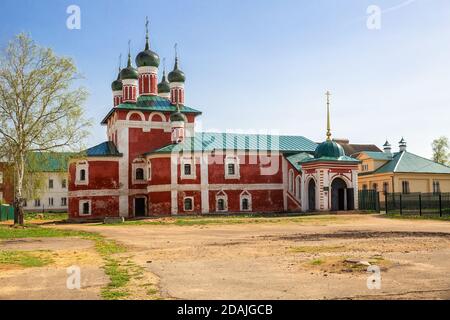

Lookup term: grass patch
[310,258,324,266]
[291,245,345,254]
[25,212,68,221]
[0,224,151,300]
[0,250,53,268]
[384,214,450,221]
[0,225,92,239]
[101,215,348,227]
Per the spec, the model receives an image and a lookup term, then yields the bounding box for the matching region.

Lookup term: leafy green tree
[432,136,449,165]
[0,33,91,225]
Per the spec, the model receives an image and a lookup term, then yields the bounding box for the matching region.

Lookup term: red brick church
[68,24,360,220]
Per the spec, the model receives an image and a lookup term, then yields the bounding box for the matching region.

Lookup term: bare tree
[0,33,91,225]
[432,136,449,165]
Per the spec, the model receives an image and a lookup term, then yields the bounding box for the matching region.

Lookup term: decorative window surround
[216,191,228,212]
[240,190,252,212]
[75,161,89,186]
[183,197,194,211]
[79,200,92,216]
[225,156,240,179]
[132,159,147,184]
[181,157,196,180]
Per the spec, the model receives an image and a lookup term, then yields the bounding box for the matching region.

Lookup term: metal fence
[359,190,380,212]
[381,192,450,216]
[0,205,14,221]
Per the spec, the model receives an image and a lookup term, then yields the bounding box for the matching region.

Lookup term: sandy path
[57,214,450,300]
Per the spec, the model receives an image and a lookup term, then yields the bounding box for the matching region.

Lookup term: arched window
[135,168,144,181]
[288,170,294,193]
[184,197,193,211]
[216,191,228,212]
[295,176,301,199]
[402,181,410,194]
[80,169,86,181]
[383,182,389,194]
[240,191,252,212]
[218,199,225,211]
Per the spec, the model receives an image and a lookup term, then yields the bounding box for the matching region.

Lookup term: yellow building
[357,139,450,194]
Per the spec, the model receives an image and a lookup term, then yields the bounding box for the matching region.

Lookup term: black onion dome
[168,57,186,83]
[120,54,139,80]
[158,71,170,93]
[135,42,160,68]
[170,111,185,122]
[111,70,123,91]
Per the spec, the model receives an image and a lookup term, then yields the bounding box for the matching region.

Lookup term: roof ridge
[392,151,405,172]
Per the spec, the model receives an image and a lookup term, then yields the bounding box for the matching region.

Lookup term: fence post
[376,192,380,213]
[419,194,422,216]
[439,193,442,217]
[399,194,403,215]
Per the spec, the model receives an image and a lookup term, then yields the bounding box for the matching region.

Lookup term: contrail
[382,0,416,14]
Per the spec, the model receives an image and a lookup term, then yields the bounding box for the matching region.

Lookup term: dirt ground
[0,238,108,300]
[2,214,450,300]
[54,214,450,300]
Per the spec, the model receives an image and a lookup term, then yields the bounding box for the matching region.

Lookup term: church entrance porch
[134,197,147,217]
[331,178,354,211]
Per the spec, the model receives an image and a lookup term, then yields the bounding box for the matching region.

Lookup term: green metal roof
[287,152,314,170]
[26,152,75,173]
[368,151,450,175]
[86,141,122,157]
[145,132,318,155]
[362,151,393,161]
[101,95,202,124]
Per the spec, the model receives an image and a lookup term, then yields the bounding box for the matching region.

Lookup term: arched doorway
[331,178,347,211]
[308,179,316,211]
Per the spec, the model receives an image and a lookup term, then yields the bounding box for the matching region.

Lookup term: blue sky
[1,0,449,157]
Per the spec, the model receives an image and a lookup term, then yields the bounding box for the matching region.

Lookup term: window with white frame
[61,197,67,206]
[49,179,54,189]
[48,198,54,206]
[132,159,147,184]
[240,191,252,211]
[181,158,195,179]
[62,179,67,189]
[0,171,3,184]
[75,161,89,185]
[225,156,240,179]
[216,191,228,212]
[79,200,91,216]
[183,197,194,211]
[288,169,294,194]
[34,199,41,207]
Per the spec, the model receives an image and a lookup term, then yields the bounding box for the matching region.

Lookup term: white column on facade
[352,169,359,210]
[201,153,209,213]
[171,153,178,215]
[300,171,307,212]
[117,125,129,217]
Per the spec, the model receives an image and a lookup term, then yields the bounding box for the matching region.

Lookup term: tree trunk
[14,154,25,226]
